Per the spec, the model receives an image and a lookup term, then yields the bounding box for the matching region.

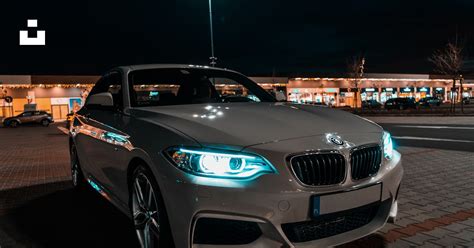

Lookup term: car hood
[133,102,382,149]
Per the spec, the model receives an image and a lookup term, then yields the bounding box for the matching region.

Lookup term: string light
[292,77,453,82]
[1,84,95,89]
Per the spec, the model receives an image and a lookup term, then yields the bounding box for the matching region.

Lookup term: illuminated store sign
[324,88,338,93]
[382,88,396,92]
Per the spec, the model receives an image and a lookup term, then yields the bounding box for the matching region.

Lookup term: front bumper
[157,147,403,248]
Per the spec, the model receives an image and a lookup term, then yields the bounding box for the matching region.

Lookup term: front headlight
[166,147,277,179]
[383,131,394,160]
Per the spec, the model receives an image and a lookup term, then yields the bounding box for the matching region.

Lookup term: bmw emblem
[327,134,345,146]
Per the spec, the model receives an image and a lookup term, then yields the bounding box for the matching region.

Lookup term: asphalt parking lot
[1,118,474,247]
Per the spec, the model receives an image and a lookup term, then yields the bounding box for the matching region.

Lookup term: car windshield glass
[128,68,275,107]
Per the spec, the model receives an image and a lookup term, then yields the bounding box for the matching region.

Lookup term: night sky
[1,0,473,76]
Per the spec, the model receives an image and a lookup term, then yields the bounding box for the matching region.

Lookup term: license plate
[312,184,382,217]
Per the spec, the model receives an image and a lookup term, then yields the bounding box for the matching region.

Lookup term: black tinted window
[128,68,275,107]
[88,72,123,109]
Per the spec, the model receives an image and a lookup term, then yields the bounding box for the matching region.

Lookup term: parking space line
[384,208,474,243]
[57,127,69,135]
[393,136,474,143]
[396,125,474,130]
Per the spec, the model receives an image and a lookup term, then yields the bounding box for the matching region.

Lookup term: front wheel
[130,166,174,248]
[9,120,19,128]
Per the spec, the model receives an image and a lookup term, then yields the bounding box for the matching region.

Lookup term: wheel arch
[126,156,163,202]
[126,156,176,247]
[127,157,148,191]
[9,118,21,124]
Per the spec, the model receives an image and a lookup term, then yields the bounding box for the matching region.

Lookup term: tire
[41,119,50,127]
[130,165,174,248]
[9,120,19,128]
[70,143,86,190]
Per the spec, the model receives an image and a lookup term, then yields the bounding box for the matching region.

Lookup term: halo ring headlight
[166,147,276,179]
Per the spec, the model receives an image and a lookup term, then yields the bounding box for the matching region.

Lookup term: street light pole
[208,0,217,67]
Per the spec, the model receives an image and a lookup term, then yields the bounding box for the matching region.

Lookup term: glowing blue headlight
[383,131,393,159]
[167,148,276,179]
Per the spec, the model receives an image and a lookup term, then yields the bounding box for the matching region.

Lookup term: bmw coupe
[69,64,403,248]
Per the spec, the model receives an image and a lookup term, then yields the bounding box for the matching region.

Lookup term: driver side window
[88,72,123,110]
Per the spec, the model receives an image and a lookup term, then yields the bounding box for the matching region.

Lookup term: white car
[69,64,403,248]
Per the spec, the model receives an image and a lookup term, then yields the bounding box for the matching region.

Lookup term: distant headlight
[383,131,394,160]
[166,147,276,179]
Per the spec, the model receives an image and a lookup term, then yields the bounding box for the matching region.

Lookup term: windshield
[128,68,275,107]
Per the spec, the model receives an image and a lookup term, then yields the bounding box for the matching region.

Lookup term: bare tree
[347,55,365,109]
[429,41,464,112]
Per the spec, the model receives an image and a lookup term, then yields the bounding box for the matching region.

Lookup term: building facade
[287,74,474,107]
[0,75,98,120]
[0,75,287,120]
[1,73,473,120]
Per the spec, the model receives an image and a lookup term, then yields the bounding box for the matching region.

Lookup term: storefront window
[434,87,445,100]
[416,87,430,100]
[339,88,357,107]
[399,87,414,98]
[361,88,379,102]
[462,88,472,98]
[381,88,397,103]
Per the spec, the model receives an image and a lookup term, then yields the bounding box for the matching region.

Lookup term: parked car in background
[463,97,474,104]
[70,64,402,248]
[3,111,53,127]
[362,99,382,109]
[384,98,417,110]
[417,97,442,107]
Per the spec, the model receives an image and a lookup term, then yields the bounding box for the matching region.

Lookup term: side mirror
[275,91,287,102]
[86,92,114,108]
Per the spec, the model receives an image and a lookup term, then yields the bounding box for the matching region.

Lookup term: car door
[74,71,130,198]
[32,111,43,123]
[19,112,34,123]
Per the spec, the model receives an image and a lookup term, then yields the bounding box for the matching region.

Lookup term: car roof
[117,64,242,75]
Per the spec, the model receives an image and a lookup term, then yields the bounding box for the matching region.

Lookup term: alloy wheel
[132,172,161,248]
